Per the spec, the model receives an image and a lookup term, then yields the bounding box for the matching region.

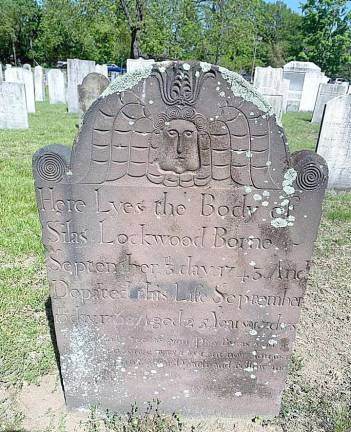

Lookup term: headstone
[5,67,35,113]
[127,58,154,73]
[34,65,45,102]
[0,82,28,129]
[262,94,284,122]
[5,66,20,83]
[282,79,290,113]
[312,83,348,124]
[317,94,351,189]
[283,61,326,112]
[47,69,66,104]
[67,59,95,113]
[78,72,109,114]
[23,63,31,71]
[254,67,287,119]
[32,61,328,417]
[22,69,36,113]
[254,67,283,94]
[95,64,108,77]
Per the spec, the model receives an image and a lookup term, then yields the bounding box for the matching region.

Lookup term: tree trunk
[130,27,141,59]
[12,37,17,65]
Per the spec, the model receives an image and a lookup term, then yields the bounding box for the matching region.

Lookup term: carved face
[158,120,200,174]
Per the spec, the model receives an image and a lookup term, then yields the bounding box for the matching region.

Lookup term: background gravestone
[0,82,28,129]
[254,66,283,94]
[5,67,35,113]
[67,59,95,113]
[262,94,284,122]
[78,72,109,115]
[22,68,36,113]
[127,58,155,73]
[47,69,66,104]
[283,61,328,112]
[33,61,328,417]
[317,94,351,190]
[95,64,108,77]
[254,67,287,120]
[34,65,45,102]
[311,83,348,124]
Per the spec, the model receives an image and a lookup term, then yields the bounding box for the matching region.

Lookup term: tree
[34,0,129,66]
[300,0,351,77]
[0,0,41,64]
[257,1,303,67]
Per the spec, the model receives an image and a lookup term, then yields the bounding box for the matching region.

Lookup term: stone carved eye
[167,129,178,137]
[184,130,193,137]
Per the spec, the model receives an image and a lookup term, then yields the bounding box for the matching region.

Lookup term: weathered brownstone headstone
[32,61,328,417]
[78,72,109,114]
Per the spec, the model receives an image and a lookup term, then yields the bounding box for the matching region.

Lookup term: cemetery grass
[0,105,350,432]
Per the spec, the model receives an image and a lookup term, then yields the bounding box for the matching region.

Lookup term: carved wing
[219,104,288,189]
[71,91,153,184]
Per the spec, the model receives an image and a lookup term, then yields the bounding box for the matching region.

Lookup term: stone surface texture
[47,69,66,104]
[0,82,28,129]
[317,94,351,190]
[32,61,328,418]
[78,72,109,114]
[311,83,348,124]
[67,59,95,113]
[34,65,45,102]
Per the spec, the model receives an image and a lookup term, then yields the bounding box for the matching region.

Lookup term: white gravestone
[47,69,66,104]
[127,58,154,73]
[283,62,326,112]
[317,95,351,190]
[22,69,36,113]
[0,82,28,129]
[67,59,95,113]
[95,64,108,77]
[5,67,36,113]
[34,66,45,102]
[254,67,288,119]
[262,94,284,122]
[254,67,283,94]
[312,83,348,124]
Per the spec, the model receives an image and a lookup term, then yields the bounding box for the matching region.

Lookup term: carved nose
[177,136,183,155]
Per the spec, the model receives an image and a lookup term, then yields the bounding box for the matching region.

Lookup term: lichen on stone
[102,62,154,97]
[200,62,212,72]
[218,66,275,116]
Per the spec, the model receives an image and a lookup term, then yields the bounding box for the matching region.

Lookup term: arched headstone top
[34,62,327,194]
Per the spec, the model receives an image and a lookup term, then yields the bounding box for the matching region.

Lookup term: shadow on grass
[45,297,64,390]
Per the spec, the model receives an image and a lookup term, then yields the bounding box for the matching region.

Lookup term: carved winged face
[158,119,200,174]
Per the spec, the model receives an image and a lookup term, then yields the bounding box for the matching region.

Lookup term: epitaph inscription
[33,61,328,417]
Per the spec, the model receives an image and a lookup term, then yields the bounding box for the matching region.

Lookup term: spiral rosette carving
[36,153,67,182]
[296,160,326,191]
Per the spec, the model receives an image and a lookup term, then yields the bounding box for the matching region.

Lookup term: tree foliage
[300,0,351,77]
[0,0,350,79]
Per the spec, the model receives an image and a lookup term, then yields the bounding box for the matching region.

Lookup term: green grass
[283,111,321,153]
[0,102,78,386]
